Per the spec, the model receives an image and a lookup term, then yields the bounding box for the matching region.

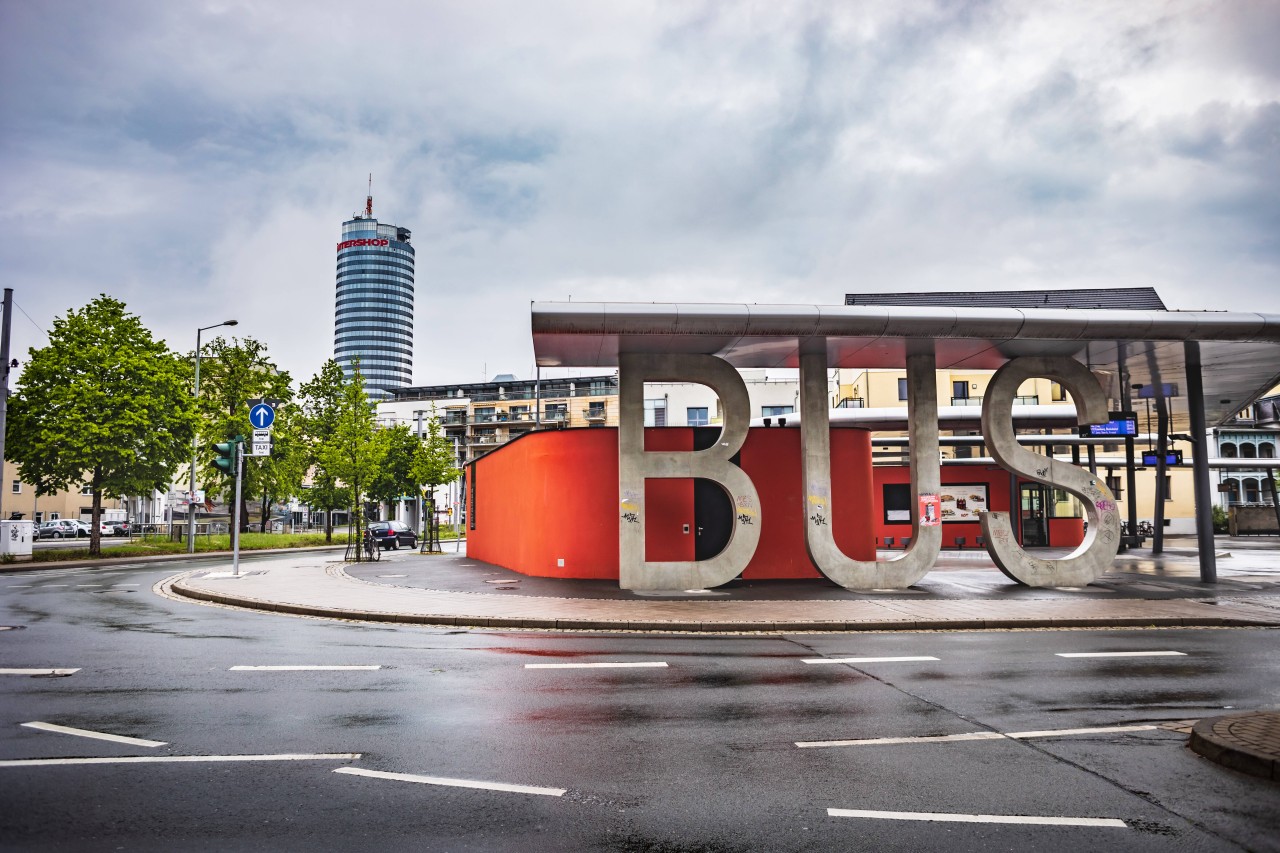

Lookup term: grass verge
[26,532,340,563]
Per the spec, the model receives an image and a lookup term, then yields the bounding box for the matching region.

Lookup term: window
[883,483,912,523]
[1241,443,1257,458]
[1051,382,1067,402]
[50,512,60,520]
[1106,475,1123,499]
[1164,475,1173,501]
[897,378,908,401]
[643,398,667,427]
[953,381,968,400]
[545,403,567,422]
[687,407,709,427]
[1221,442,1238,458]
[34,511,43,524]
[10,480,19,494]
[761,405,794,418]
[81,486,92,496]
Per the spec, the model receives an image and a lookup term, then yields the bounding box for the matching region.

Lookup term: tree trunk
[260,486,268,534]
[324,505,333,544]
[89,480,102,557]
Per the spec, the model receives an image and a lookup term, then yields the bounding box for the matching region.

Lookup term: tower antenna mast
[365,173,373,218]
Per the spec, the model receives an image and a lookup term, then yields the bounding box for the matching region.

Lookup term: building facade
[334,201,415,400]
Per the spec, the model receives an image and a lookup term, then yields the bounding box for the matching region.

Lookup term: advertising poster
[919,494,942,527]
[937,485,988,522]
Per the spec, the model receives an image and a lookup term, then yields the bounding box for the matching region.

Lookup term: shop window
[883,483,912,524]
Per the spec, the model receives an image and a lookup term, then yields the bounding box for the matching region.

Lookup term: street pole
[188,320,237,553]
[0,288,13,523]
[232,438,244,577]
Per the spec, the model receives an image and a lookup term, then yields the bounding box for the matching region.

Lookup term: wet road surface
[1,552,1278,851]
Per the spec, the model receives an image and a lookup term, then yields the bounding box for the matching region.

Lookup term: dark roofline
[845,287,1167,311]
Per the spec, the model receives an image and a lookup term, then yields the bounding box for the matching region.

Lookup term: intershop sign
[336,238,390,252]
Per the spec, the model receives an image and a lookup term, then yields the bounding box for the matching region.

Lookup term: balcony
[1014,395,1039,405]
[835,397,866,408]
[950,396,982,407]
[582,407,607,424]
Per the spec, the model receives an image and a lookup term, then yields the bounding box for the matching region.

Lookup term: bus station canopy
[530,301,1280,431]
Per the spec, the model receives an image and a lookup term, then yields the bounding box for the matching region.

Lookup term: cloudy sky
[1,0,1276,388]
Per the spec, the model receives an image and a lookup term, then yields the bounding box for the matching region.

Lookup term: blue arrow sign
[249,403,276,429]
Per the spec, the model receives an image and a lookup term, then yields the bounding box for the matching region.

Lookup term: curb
[166,579,1280,634]
[1189,712,1280,782]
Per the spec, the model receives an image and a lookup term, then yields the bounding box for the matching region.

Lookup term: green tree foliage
[298,359,350,542]
[6,296,196,555]
[194,336,299,533]
[312,362,385,551]
[368,424,422,508]
[412,405,461,546]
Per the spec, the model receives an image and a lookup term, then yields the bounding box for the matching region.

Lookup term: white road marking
[75,584,102,588]
[800,732,1006,748]
[0,669,79,676]
[523,662,668,669]
[1056,651,1186,658]
[21,721,167,747]
[334,766,565,796]
[827,808,1127,827]
[229,665,382,671]
[801,656,939,665]
[797,723,1159,748]
[7,585,31,588]
[115,584,140,587]
[0,753,360,768]
[42,584,69,588]
[1005,724,1158,739]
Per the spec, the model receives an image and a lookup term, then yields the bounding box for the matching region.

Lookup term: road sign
[250,441,272,457]
[249,403,276,429]
[253,429,271,442]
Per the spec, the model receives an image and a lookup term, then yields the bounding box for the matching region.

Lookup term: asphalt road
[1,552,1278,852]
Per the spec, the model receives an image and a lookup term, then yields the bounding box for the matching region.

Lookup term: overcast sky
[1,0,1276,388]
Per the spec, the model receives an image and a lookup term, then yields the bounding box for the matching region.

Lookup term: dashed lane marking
[797,723,1159,748]
[229,665,382,671]
[523,662,669,669]
[334,766,565,796]
[21,722,166,747]
[0,753,361,768]
[0,669,79,676]
[802,656,940,665]
[827,808,1127,827]
[1055,651,1186,658]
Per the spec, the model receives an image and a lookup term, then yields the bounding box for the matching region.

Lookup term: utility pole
[0,288,13,523]
[232,438,244,577]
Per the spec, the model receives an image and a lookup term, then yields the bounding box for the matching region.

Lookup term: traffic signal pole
[232,438,244,577]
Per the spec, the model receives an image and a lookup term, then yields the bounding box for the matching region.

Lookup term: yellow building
[0,459,129,525]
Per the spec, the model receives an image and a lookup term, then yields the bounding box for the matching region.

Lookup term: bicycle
[363,532,381,562]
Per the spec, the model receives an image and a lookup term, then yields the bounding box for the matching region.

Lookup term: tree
[194,336,298,533]
[367,424,421,510]
[6,296,196,556]
[298,359,350,543]
[411,406,461,551]
[313,361,385,556]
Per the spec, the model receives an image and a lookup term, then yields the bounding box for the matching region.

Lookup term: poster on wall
[937,484,988,522]
[919,494,941,526]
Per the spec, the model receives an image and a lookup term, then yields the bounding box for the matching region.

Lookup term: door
[692,427,736,562]
[1019,483,1050,547]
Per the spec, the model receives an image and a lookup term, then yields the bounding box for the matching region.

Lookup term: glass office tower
[334,210,415,399]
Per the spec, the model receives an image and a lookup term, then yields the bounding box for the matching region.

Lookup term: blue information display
[1079,411,1137,438]
[1142,450,1183,466]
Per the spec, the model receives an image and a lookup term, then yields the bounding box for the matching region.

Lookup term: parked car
[366,521,417,551]
[38,519,85,539]
[111,521,131,536]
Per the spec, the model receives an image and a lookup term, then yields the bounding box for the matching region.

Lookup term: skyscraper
[334,184,414,399]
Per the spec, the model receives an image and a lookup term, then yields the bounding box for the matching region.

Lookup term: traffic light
[213,436,242,474]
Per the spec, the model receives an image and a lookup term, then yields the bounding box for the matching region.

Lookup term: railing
[835,397,866,408]
[950,396,982,406]
[1014,395,1040,405]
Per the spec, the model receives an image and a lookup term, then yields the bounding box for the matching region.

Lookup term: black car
[366,521,417,550]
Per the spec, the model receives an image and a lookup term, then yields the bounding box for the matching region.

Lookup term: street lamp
[187,320,238,553]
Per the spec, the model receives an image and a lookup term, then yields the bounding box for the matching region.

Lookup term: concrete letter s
[979,356,1121,586]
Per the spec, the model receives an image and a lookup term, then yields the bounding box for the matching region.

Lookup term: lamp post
[187,320,238,553]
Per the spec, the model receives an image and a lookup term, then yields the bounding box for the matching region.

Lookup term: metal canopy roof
[530,302,1280,429]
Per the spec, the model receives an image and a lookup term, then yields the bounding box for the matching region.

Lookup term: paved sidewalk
[1190,711,1280,782]
[166,547,1280,633]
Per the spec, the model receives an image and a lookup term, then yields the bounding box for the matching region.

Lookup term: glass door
[1019,483,1051,547]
